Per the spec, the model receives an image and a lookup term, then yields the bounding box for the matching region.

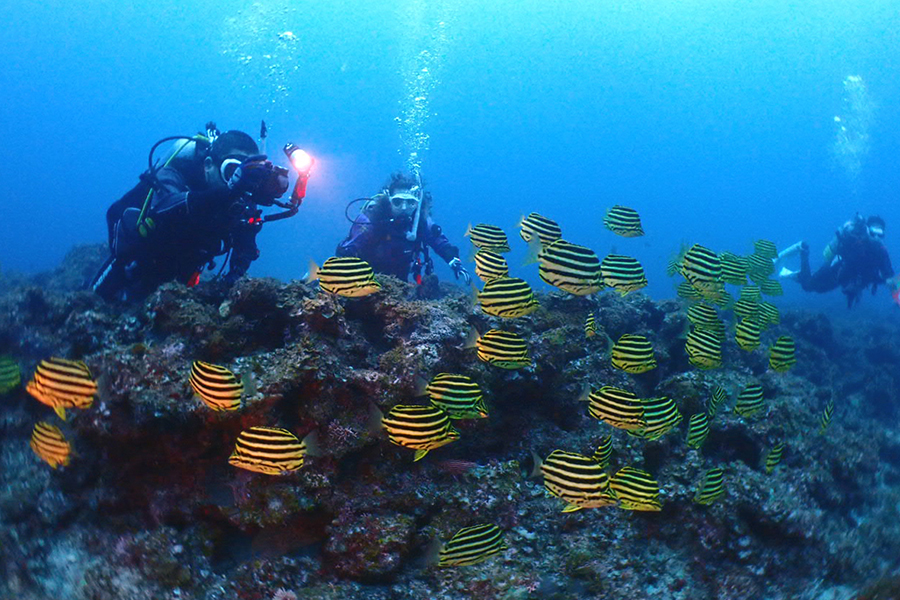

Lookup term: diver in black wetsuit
[779,214,894,308]
[91,127,293,302]
[336,172,470,285]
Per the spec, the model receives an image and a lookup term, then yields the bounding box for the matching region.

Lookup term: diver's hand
[449,257,471,285]
[228,155,272,195]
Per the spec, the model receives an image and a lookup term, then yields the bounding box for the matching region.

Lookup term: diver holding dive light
[91,122,314,302]
[336,171,470,285]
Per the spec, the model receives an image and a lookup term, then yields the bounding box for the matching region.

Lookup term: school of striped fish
[3,203,836,570]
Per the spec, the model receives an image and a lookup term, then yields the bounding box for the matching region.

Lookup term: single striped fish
[307,257,381,297]
[478,277,539,318]
[758,301,780,327]
[740,285,762,302]
[465,223,510,253]
[0,356,21,394]
[680,245,722,292]
[686,412,710,449]
[382,405,460,461]
[539,450,617,512]
[592,435,613,470]
[600,254,648,295]
[603,205,644,237]
[746,252,775,282]
[685,328,723,370]
[733,297,760,320]
[584,312,598,338]
[473,250,509,283]
[819,399,834,434]
[228,426,317,475]
[538,240,604,296]
[26,357,98,420]
[720,252,748,286]
[753,239,778,259]
[769,336,796,372]
[189,361,243,411]
[707,386,728,418]
[474,329,531,370]
[585,386,646,431]
[634,396,682,441]
[610,466,661,511]
[734,383,765,418]
[611,334,657,374]
[758,278,784,297]
[519,212,563,246]
[694,467,726,505]
[425,374,487,419]
[30,421,72,469]
[687,304,721,331]
[765,442,784,474]
[677,281,703,301]
[438,524,508,567]
[734,317,761,352]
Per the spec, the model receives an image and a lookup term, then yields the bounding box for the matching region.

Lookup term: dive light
[260,143,315,223]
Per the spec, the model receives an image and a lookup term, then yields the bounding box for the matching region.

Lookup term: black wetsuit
[92,162,262,302]
[336,211,459,282]
[799,235,894,307]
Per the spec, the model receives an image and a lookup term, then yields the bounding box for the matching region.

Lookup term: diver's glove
[228,155,273,195]
[449,257,471,285]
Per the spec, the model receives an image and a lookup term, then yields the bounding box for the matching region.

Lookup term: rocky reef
[1,244,899,600]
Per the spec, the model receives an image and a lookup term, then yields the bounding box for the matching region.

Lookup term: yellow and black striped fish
[765,442,784,474]
[685,328,723,370]
[473,250,509,283]
[519,212,562,246]
[425,374,487,419]
[189,361,243,411]
[734,317,761,352]
[228,426,315,475]
[746,252,775,282]
[733,297,760,320]
[687,304,721,331]
[0,356,21,394]
[819,399,834,434]
[758,301,780,327]
[465,223,510,253]
[758,278,783,297]
[740,285,762,302]
[438,524,508,567]
[603,205,644,238]
[539,450,617,512]
[677,281,703,301]
[600,254,648,295]
[382,405,460,461]
[634,396,682,441]
[610,466,661,511]
[585,386,646,431]
[694,467,725,505]
[707,386,728,418]
[538,240,604,296]
[478,277,539,318]
[592,435,613,470]
[30,421,72,469]
[680,245,722,291]
[769,336,796,372]
[734,383,765,418]
[584,312,598,338]
[753,239,778,259]
[307,257,381,297]
[686,412,710,449]
[719,252,748,286]
[611,334,657,374]
[26,357,98,420]
[474,329,531,370]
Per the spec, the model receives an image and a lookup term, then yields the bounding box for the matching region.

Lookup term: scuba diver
[336,172,470,285]
[91,122,313,302]
[778,213,894,308]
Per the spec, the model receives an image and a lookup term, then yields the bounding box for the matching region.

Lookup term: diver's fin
[777,241,806,261]
[778,267,799,280]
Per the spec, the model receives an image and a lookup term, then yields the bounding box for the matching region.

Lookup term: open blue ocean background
[1,0,898,315]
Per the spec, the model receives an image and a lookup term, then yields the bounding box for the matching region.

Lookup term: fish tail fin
[528,450,543,480]
[54,406,66,421]
[521,237,542,267]
[413,449,430,462]
[302,430,321,457]
[462,327,481,350]
[366,402,384,436]
[305,260,320,283]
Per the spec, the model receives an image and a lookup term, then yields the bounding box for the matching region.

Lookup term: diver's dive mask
[389,192,419,214]
[219,156,243,183]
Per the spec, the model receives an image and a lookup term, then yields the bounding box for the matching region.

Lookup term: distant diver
[778,213,894,308]
[336,172,470,285]
[91,122,313,302]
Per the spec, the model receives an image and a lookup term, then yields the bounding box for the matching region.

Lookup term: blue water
[1,0,898,313]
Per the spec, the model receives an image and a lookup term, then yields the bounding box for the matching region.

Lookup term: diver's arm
[425,219,461,263]
[336,218,376,257]
[150,168,233,225]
